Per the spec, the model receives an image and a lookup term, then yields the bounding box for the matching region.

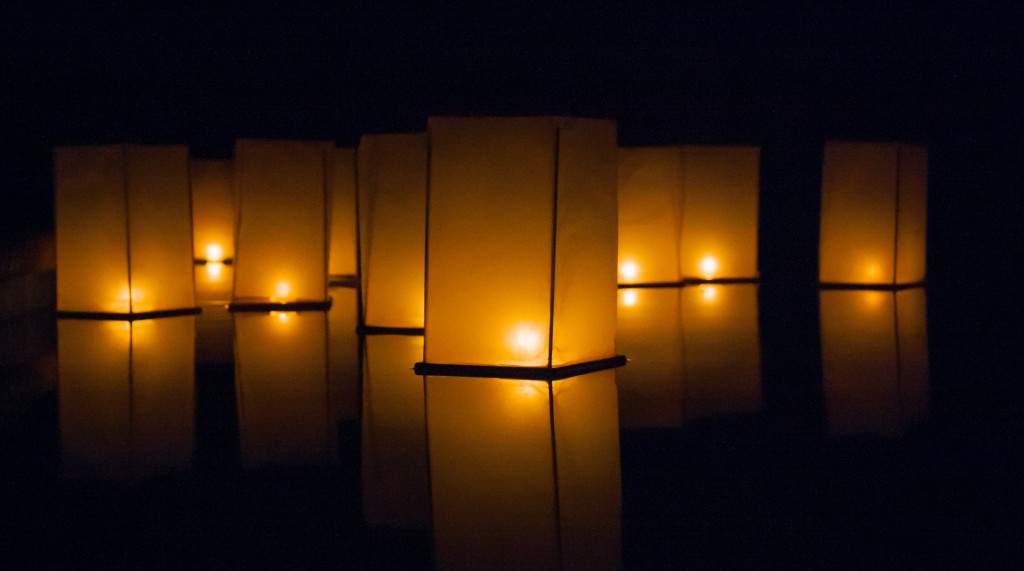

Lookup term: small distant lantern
[58,316,195,480]
[820,287,929,435]
[617,145,760,285]
[358,133,428,332]
[234,311,334,468]
[55,145,198,319]
[231,139,332,311]
[819,142,927,286]
[329,148,358,284]
[416,117,623,570]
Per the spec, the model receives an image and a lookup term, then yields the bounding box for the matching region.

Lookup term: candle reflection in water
[234,311,335,467]
[616,284,762,429]
[361,335,431,530]
[58,316,195,480]
[820,288,929,436]
[427,372,621,570]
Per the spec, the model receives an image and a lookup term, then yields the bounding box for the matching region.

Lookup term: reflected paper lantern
[617,145,760,285]
[820,288,929,435]
[58,316,195,480]
[231,140,332,310]
[361,335,431,530]
[680,284,762,420]
[327,285,361,429]
[819,142,927,286]
[329,148,358,282]
[417,117,623,570]
[190,159,235,264]
[234,311,334,467]
[55,145,197,318]
[358,133,428,331]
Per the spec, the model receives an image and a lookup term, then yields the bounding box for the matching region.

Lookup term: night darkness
[3,3,1024,567]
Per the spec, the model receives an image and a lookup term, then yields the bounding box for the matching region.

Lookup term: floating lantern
[361,334,431,530]
[329,148,358,283]
[820,287,929,435]
[231,140,332,310]
[58,316,195,480]
[55,145,197,318]
[234,311,334,467]
[190,159,235,264]
[617,145,760,285]
[417,117,623,570]
[358,133,428,332]
[327,285,361,430]
[819,142,927,286]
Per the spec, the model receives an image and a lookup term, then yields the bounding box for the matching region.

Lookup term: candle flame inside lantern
[205,243,224,263]
[510,325,544,362]
[273,281,291,301]
[619,260,640,282]
[700,255,719,280]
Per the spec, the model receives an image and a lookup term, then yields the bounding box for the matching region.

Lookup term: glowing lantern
[234,311,334,467]
[58,316,195,480]
[327,285,361,429]
[55,145,197,318]
[617,145,760,285]
[820,287,929,435]
[231,140,332,310]
[190,159,235,264]
[361,334,431,530]
[358,133,428,332]
[819,142,927,286]
[329,147,358,283]
[417,117,623,569]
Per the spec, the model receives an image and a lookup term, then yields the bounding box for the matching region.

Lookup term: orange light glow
[619,260,640,282]
[271,311,291,324]
[621,289,639,307]
[205,262,224,281]
[699,285,717,303]
[205,243,224,263]
[861,290,887,311]
[273,281,291,301]
[699,255,719,279]
[510,325,545,362]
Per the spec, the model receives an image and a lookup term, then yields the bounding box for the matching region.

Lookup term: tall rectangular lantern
[819,142,927,286]
[232,140,331,309]
[55,145,196,318]
[329,147,358,283]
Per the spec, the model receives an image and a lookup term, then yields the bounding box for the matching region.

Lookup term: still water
[0,276,1016,568]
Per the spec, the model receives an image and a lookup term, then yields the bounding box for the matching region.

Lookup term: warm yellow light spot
[619,260,640,282]
[271,311,291,324]
[700,255,719,279]
[865,263,881,282]
[273,281,291,301]
[515,382,544,399]
[621,289,639,307]
[205,243,224,263]
[205,262,224,281]
[699,285,718,303]
[861,290,886,311]
[510,324,545,362]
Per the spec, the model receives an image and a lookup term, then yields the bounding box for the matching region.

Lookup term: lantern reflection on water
[617,145,760,286]
[819,142,927,286]
[55,145,197,317]
[329,148,358,282]
[820,288,929,436]
[231,140,332,309]
[358,133,428,331]
[327,286,361,430]
[58,316,195,480]
[418,117,623,570]
[234,311,334,467]
[616,285,762,429]
[361,335,431,530]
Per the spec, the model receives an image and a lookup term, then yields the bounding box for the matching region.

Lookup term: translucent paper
[819,142,928,285]
[55,145,195,314]
[194,258,233,303]
[234,311,333,467]
[58,317,195,480]
[361,335,431,530]
[678,146,761,280]
[190,159,235,262]
[427,371,621,570]
[820,288,929,435]
[425,117,618,368]
[233,140,331,303]
[616,148,684,284]
[329,148,358,278]
[358,134,428,328]
[327,286,361,425]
